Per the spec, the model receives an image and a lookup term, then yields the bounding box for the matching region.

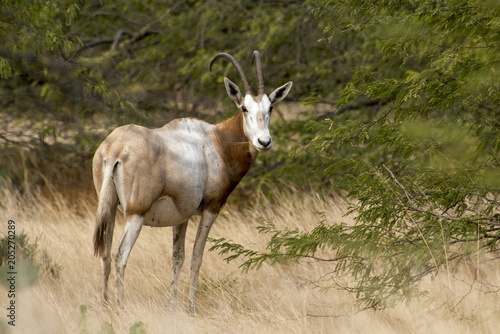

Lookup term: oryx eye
[269,106,273,113]
[242,106,248,112]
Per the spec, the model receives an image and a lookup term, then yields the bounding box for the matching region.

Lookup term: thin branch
[74,29,158,56]
[112,30,133,49]
[315,98,384,120]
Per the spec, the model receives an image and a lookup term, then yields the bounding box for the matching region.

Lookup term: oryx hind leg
[115,214,144,307]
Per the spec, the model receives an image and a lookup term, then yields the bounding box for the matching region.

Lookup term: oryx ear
[269,81,293,105]
[224,77,244,106]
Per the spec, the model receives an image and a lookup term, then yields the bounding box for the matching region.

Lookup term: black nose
[258,138,272,147]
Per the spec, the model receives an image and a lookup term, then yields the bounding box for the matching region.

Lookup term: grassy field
[1,185,500,334]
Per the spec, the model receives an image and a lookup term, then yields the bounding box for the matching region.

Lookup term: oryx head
[210,51,293,152]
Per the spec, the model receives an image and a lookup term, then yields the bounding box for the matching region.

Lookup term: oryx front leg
[169,221,188,302]
[115,214,144,307]
[188,210,218,314]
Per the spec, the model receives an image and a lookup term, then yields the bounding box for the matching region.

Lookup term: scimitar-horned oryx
[92,50,292,313]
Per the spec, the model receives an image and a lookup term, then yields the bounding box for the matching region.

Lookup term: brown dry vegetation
[1,185,500,334]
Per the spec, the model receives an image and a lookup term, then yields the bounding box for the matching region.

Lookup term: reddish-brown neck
[214,111,257,184]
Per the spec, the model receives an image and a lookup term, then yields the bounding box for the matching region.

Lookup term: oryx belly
[143,196,197,227]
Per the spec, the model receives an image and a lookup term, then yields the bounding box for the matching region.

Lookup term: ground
[1,186,499,333]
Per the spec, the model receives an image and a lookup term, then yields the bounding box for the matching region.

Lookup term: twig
[315,98,384,120]
[111,30,133,50]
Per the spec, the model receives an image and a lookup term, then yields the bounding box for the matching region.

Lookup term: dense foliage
[211,0,500,308]
[0,0,336,190]
[2,0,500,309]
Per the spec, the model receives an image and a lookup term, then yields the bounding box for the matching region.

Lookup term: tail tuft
[93,205,111,257]
[93,163,118,257]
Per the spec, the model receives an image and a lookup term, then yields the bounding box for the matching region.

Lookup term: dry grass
[1,185,500,334]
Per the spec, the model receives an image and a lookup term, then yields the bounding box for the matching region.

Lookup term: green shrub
[0,231,60,281]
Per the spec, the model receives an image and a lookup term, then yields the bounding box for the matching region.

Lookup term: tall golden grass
[1,184,500,333]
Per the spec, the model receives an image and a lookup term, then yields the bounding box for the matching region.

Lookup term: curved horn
[210,53,253,95]
[252,50,265,95]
